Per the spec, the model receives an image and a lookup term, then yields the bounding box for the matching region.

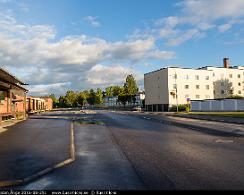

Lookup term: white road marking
[215,139,234,143]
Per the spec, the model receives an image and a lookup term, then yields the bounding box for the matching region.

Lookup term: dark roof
[0,67,27,85]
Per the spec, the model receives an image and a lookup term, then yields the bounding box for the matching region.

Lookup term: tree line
[49,74,140,108]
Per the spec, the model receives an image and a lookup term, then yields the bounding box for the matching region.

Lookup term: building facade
[144,58,244,111]
[26,97,53,113]
[0,67,28,121]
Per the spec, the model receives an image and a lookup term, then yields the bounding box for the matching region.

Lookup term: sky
[1,0,244,96]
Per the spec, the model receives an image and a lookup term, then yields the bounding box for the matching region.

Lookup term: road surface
[4,109,244,190]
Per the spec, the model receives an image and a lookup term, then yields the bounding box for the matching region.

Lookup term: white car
[133,106,142,111]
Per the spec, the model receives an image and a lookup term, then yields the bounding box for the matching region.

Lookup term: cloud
[180,0,244,20]
[0,13,174,96]
[166,29,203,46]
[83,16,101,27]
[130,0,244,47]
[86,64,143,86]
[218,23,232,32]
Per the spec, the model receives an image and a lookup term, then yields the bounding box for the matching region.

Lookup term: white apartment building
[144,58,244,111]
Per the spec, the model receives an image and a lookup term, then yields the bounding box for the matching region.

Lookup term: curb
[158,118,243,137]
[0,121,76,188]
[140,112,244,137]
[166,114,244,125]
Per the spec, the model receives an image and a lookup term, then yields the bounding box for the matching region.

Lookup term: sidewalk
[168,113,244,125]
[141,112,244,137]
[0,118,70,184]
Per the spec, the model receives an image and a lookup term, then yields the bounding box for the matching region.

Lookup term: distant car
[132,106,142,111]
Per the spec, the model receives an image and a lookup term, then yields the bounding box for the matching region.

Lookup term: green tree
[118,94,129,107]
[76,92,86,107]
[105,86,113,97]
[124,74,138,105]
[58,96,66,107]
[87,89,96,105]
[124,74,138,96]
[65,90,77,107]
[112,86,124,96]
[95,88,104,105]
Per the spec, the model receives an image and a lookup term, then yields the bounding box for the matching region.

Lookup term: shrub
[170,104,190,112]
[226,95,244,99]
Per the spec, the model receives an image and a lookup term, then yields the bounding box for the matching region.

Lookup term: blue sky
[1,0,244,96]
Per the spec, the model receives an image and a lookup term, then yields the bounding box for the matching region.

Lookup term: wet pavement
[0,117,70,182]
[2,109,244,190]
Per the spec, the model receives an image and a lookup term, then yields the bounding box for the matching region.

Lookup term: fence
[191,99,244,112]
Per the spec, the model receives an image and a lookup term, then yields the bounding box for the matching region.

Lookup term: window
[173,74,177,79]
[196,85,200,89]
[173,84,177,89]
[184,75,189,79]
[213,73,215,77]
[205,76,209,80]
[221,90,225,94]
[238,74,241,78]
[238,91,242,94]
[229,74,233,78]
[195,75,199,80]
[196,95,200,99]
[238,82,241,86]
[185,85,189,89]
[206,85,210,90]
[205,95,210,99]
[0,91,5,104]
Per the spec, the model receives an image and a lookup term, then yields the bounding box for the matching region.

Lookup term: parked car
[132,106,142,111]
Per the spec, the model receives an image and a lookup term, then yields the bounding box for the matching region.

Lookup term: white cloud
[181,0,244,20]
[166,29,202,46]
[131,0,244,47]
[86,64,143,86]
[0,14,174,95]
[83,16,101,27]
[218,23,232,32]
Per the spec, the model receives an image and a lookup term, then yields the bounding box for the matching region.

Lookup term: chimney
[223,58,230,68]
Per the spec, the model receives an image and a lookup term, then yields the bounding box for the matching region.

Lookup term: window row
[184,95,211,99]
[173,73,242,80]
[173,85,210,89]
[173,75,210,80]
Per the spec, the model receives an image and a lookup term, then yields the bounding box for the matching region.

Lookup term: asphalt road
[0,118,70,181]
[6,109,244,190]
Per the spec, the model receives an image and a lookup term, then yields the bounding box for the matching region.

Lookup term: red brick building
[0,67,28,121]
[26,97,53,113]
[42,97,53,111]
